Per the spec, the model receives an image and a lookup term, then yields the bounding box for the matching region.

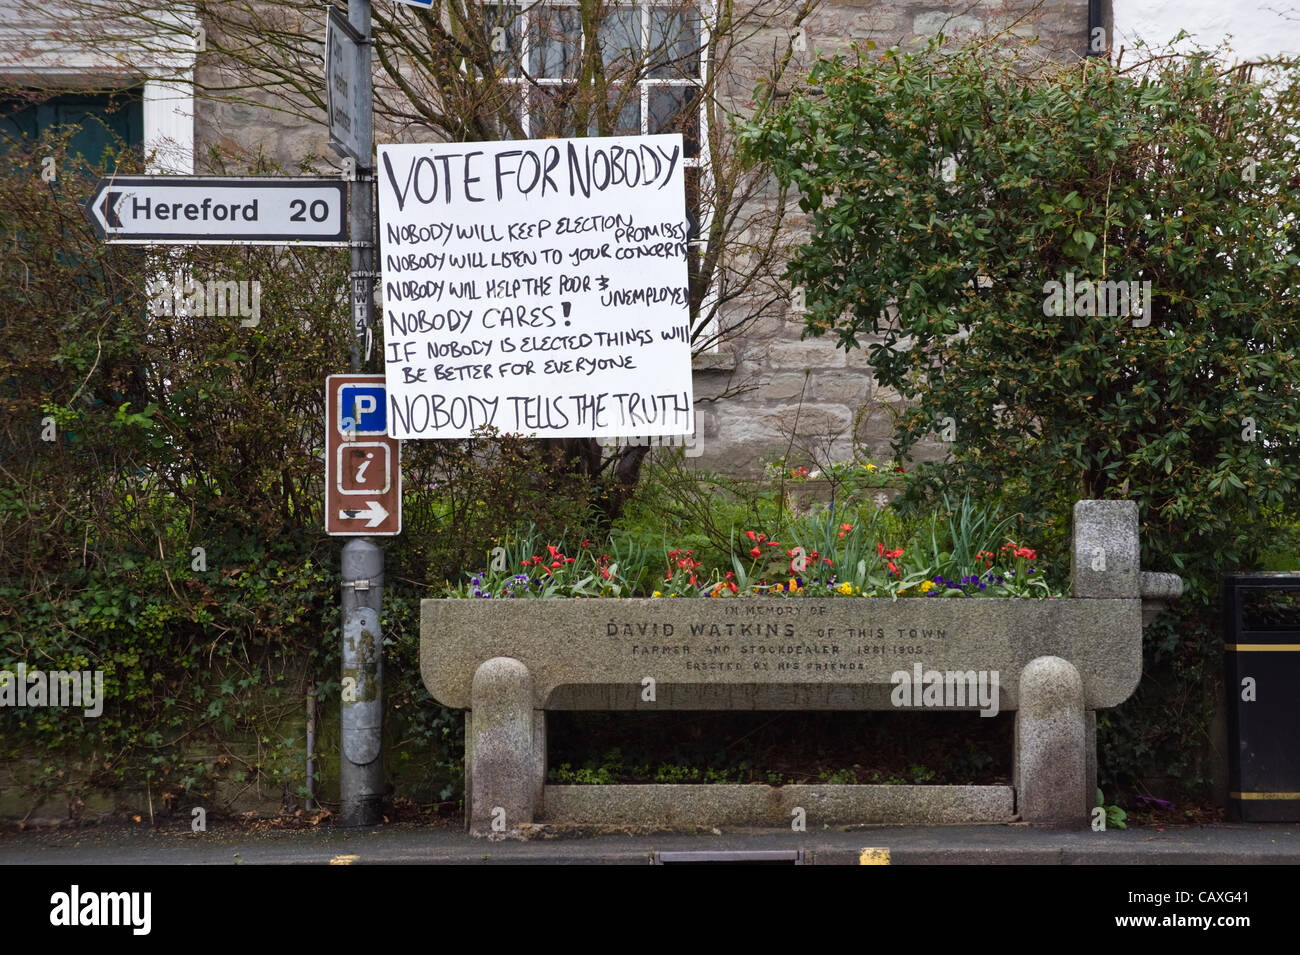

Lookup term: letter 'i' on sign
[1241,677,1256,702]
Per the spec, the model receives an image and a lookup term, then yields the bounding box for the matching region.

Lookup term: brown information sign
[326,374,401,536]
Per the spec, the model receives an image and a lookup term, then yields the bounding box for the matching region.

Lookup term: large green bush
[741,33,1300,795]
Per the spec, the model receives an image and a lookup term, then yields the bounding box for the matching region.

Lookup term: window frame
[482,0,718,352]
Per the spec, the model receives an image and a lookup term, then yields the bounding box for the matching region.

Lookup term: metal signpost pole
[339,0,384,827]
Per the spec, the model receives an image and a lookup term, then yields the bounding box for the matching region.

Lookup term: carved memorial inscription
[604,603,950,675]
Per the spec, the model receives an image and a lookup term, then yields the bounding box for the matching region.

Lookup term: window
[483,2,702,144]
[481,1,714,347]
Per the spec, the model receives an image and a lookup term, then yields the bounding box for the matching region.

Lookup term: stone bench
[420,500,1181,835]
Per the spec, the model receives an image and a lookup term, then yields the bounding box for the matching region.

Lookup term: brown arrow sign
[326,374,401,536]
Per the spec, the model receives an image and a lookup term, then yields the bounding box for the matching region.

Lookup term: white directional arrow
[339,500,390,528]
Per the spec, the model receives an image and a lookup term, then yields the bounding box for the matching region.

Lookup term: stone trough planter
[421,500,1182,836]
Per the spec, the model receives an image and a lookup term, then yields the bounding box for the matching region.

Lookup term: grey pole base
[341,536,385,827]
[340,763,385,827]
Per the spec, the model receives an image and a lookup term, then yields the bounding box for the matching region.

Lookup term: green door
[0,89,144,173]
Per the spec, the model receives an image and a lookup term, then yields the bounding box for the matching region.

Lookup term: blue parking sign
[338,383,387,435]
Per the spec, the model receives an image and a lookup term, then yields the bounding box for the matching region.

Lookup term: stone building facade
[2,0,1112,476]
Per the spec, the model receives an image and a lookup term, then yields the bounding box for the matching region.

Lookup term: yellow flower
[774,583,784,593]
[865,463,878,472]
[652,591,662,598]
[837,582,853,595]
[920,580,935,593]
[788,578,798,591]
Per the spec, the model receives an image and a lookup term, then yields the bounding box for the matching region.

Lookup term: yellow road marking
[1230,792,1300,800]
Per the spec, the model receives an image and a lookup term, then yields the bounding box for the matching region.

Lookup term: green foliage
[0,128,562,809]
[551,764,618,785]
[400,428,603,586]
[1097,788,1128,830]
[741,31,1300,796]
[945,743,995,784]
[740,34,1300,592]
[817,767,859,784]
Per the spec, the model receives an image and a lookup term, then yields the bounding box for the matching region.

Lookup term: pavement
[2,820,1298,864]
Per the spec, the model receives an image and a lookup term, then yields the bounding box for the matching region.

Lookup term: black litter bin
[1224,573,1300,822]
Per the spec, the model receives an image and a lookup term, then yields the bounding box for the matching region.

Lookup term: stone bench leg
[1015,655,1087,827]
[533,710,547,811]
[468,657,537,837]
[1085,709,1097,819]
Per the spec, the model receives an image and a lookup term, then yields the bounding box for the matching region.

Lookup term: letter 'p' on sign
[339,384,386,434]
[326,374,402,536]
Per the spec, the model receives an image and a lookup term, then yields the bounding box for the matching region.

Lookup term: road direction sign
[393,0,433,8]
[84,176,349,245]
[327,374,401,536]
[325,7,373,166]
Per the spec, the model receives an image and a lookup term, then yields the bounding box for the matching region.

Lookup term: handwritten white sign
[376,134,695,440]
